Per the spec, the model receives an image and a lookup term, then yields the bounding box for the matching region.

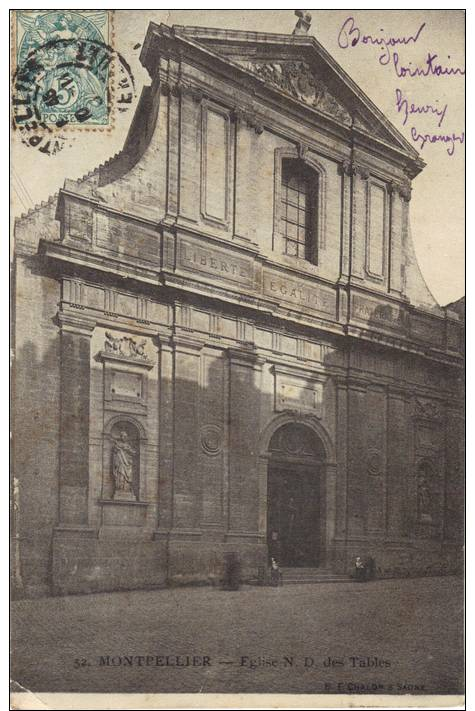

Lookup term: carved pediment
[162,25,421,161]
[237,59,352,125]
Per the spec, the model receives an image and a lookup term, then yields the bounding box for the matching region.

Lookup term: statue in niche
[417,473,432,522]
[112,430,137,499]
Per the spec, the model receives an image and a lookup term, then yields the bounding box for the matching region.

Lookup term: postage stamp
[13,11,113,127]
[11,10,136,154]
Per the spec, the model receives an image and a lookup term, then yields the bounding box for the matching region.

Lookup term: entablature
[43,188,464,368]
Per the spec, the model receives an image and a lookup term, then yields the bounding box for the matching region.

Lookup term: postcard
[10,9,465,709]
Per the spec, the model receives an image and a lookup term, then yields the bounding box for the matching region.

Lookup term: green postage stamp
[13,10,116,128]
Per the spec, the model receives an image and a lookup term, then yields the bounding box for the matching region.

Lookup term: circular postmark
[12,34,136,155]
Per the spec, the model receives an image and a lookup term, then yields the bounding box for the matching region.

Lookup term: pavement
[11,576,464,695]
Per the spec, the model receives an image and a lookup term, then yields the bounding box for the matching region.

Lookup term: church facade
[12,20,464,597]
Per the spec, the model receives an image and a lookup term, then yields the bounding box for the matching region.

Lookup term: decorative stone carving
[111,429,137,501]
[180,83,204,103]
[415,398,443,421]
[200,424,223,456]
[388,179,412,202]
[269,422,324,459]
[104,332,149,361]
[293,10,312,36]
[248,61,352,125]
[367,448,382,476]
[354,165,370,180]
[399,183,412,202]
[281,426,310,455]
[231,108,263,134]
[297,142,310,160]
[416,467,433,523]
[339,159,357,177]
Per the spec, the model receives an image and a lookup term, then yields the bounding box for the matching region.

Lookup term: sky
[11,9,465,305]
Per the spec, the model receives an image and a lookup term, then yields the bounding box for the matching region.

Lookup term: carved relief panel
[240,60,352,125]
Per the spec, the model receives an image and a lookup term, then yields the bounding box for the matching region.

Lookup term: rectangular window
[280,160,317,262]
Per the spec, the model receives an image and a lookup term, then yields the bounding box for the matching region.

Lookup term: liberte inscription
[179,240,253,287]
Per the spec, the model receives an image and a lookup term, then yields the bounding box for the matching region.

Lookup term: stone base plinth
[165,532,267,586]
[330,537,463,578]
[52,527,167,595]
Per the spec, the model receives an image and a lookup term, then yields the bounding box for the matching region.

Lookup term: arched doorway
[267,422,326,567]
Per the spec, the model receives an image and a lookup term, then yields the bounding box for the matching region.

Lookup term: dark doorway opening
[267,423,325,568]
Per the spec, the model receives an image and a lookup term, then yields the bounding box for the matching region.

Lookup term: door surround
[258,414,336,567]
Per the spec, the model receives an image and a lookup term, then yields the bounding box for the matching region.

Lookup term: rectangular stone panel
[96,213,159,262]
[202,106,229,223]
[65,199,93,243]
[352,293,406,333]
[83,285,105,311]
[274,370,323,416]
[263,270,336,318]
[366,182,386,278]
[101,501,147,527]
[115,293,138,318]
[110,371,142,399]
[178,237,254,288]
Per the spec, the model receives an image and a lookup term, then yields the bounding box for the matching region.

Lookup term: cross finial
[293,10,312,35]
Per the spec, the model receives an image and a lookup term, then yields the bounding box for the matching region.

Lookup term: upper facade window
[279,159,318,263]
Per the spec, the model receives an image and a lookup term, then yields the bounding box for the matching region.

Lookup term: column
[227,348,264,539]
[232,111,261,244]
[57,312,95,526]
[156,333,174,533]
[172,335,202,532]
[350,165,369,280]
[335,377,349,538]
[386,386,409,536]
[365,384,387,534]
[163,79,180,221]
[388,182,409,296]
[346,377,367,536]
[338,160,355,282]
[199,346,227,532]
[443,404,464,542]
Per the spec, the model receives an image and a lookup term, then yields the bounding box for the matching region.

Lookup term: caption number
[74,658,91,668]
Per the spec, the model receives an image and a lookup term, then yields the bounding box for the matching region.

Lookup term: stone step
[280,568,355,584]
[283,577,354,584]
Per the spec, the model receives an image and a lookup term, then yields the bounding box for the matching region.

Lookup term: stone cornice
[44,250,463,370]
[97,350,154,370]
[228,347,265,368]
[57,311,95,336]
